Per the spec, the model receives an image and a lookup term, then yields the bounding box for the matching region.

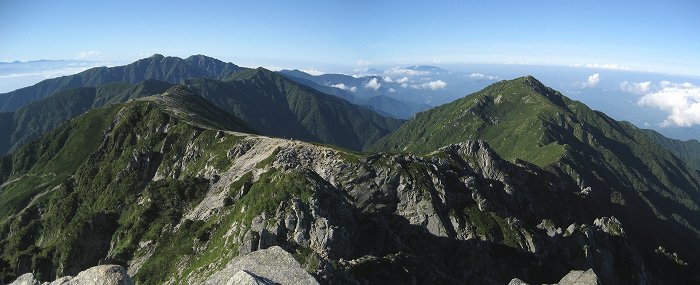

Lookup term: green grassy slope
[8,88,97,153]
[0,113,13,155]
[371,76,575,165]
[0,80,175,156]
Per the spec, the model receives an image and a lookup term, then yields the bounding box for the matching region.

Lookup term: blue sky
[1,0,699,76]
[2,0,700,140]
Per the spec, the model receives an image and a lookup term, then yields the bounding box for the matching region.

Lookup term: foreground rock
[558,269,600,285]
[9,265,133,285]
[508,269,599,285]
[203,246,319,285]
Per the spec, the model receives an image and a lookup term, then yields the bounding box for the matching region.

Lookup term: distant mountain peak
[226,66,276,82]
[185,54,228,64]
[479,75,566,108]
[186,54,215,60]
[404,65,448,73]
[496,75,545,88]
[517,75,546,88]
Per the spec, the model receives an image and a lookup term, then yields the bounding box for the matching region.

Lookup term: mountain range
[0,55,699,285]
[0,57,404,154]
[0,54,242,112]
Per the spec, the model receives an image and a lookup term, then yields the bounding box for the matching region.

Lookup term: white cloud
[77,50,101,59]
[577,73,600,88]
[410,80,447,90]
[330,83,357,92]
[396,77,409,84]
[570,63,631,71]
[364,78,381,90]
[587,73,600,87]
[619,81,652,94]
[388,88,396,92]
[638,81,700,127]
[467,73,498,80]
[400,83,408,88]
[300,69,324,76]
[383,76,393,83]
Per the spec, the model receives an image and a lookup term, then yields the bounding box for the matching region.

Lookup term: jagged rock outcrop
[183,138,649,284]
[9,265,133,285]
[593,217,624,237]
[203,246,318,285]
[558,269,600,285]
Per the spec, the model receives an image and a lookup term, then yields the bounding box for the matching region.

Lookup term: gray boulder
[8,273,40,285]
[506,269,599,285]
[204,246,319,285]
[558,269,599,285]
[9,265,133,285]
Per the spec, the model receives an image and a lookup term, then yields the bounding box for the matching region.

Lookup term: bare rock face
[9,265,133,285]
[558,269,600,285]
[225,271,276,285]
[7,273,40,285]
[203,246,319,285]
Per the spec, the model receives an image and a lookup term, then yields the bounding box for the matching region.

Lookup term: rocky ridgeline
[142,133,648,284]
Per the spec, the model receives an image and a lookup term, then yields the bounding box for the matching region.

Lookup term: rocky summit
[0,56,698,285]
